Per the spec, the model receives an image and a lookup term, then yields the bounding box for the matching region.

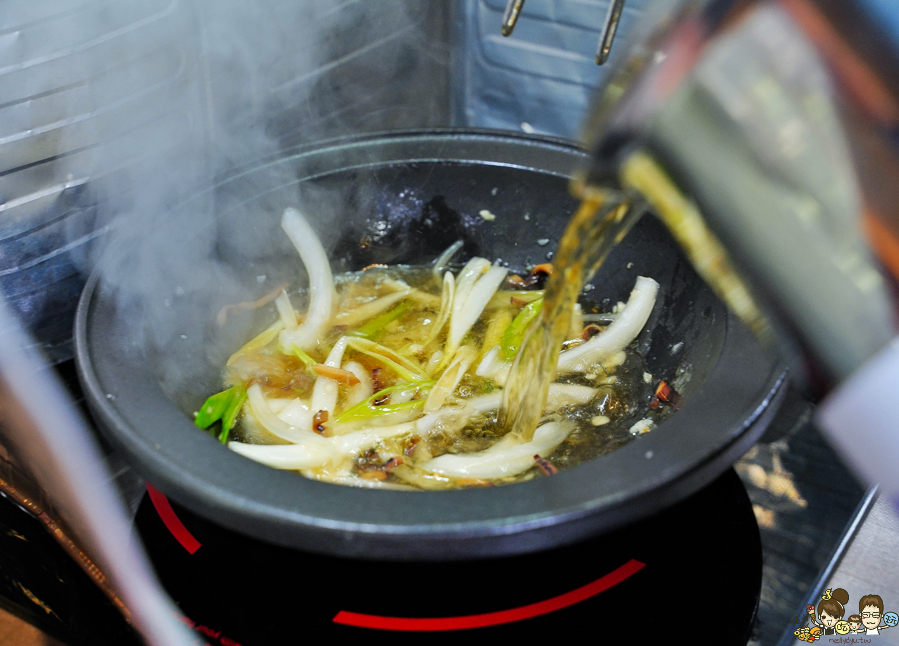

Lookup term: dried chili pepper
[533,454,558,475]
[649,380,682,410]
[312,364,361,385]
[371,367,384,393]
[506,274,530,289]
[312,409,329,434]
[580,324,603,340]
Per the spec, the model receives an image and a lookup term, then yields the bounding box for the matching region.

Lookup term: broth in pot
[197,206,667,490]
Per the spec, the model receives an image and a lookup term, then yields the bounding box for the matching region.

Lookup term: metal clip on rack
[501,0,628,64]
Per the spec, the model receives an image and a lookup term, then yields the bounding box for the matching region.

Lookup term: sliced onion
[415,384,597,436]
[279,208,335,352]
[276,398,314,430]
[332,405,424,433]
[230,419,414,471]
[432,239,464,280]
[415,407,470,437]
[246,384,331,446]
[310,336,350,431]
[331,422,417,455]
[342,361,374,411]
[275,289,298,329]
[464,392,503,414]
[404,289,442,308]
[423,272,454,347]
[346,337,427,381]
[545,383,599,409]
[377,278,441,308]
[335,288,410,326]
[266,397,291,414]
[557,276,659,373]
[426,350,444,375]
[470,383,596,413]
[419,421,574,479]
[228,441,336,470]
[424,346,475,413]
[452,258,491,317]
[446,262,507,363]
[475,345,511,384]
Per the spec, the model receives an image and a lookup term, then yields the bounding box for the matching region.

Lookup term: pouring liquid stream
[619,151,771,343]
[499,190,644,440]
[500,149,771,441]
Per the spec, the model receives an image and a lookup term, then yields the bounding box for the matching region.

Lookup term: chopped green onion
[195,389,235,428]
[502,298,544,360]
[351,301,410,340]
[220,387,247,444]
[482,307,513,358]
[346,337,427,381]
[343,400,424,423]
[336,380,434,423]
[195,385,247,444]
[288,344,318,368]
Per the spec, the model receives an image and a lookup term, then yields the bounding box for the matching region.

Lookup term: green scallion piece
[340,399,425,423]
[346,337,426,381]
[351,301,411,340]
[219,386,247,444]
[336,380,434,423]
[290,345,318,368]
[195,388,237,428]
[195,385,247,444]
[501,297,544,360]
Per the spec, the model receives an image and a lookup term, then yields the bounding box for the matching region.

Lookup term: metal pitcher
[576,0,899,499]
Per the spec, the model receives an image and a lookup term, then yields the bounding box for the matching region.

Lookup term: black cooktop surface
[134,468,762,645]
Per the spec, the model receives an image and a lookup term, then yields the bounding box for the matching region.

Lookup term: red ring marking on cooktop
[146,484,201,554]
[332,558,645,631]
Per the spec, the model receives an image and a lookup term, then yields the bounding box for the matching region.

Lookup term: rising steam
[66,0,450,398]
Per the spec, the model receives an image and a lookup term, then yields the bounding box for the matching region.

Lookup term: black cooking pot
[75,130,786,560]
